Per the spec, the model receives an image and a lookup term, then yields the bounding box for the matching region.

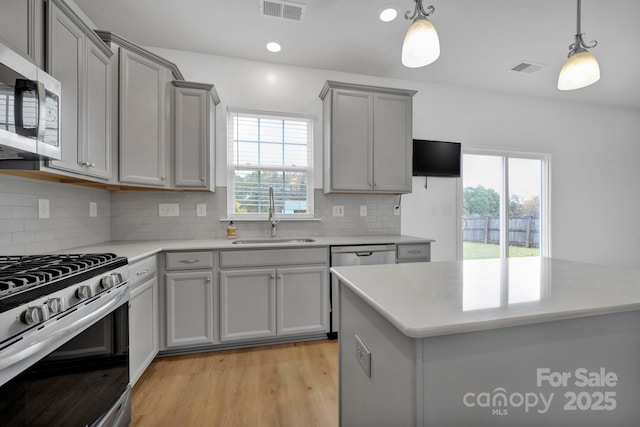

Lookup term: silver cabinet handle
[179,259,199,264]
[407,250,422,255]
[136,268,149,276]
[161,176,167,180]
[201,177,205,181]
[88,162,95,168]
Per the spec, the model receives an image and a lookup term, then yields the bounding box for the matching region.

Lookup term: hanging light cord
[567,0,597,57]
[405,0,435,21]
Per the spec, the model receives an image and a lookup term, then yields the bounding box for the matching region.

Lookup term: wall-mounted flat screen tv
[412,139,461,177]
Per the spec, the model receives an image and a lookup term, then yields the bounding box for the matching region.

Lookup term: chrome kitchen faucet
[269,186,279,238]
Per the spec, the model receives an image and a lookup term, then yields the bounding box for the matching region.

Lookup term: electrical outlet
[333,205,344,217]
[159,203,179,217]
[360,205,367,217]
[355,334,371,377]
[38,199,50,219]
[89,202,97,218]
[196,203,207,217]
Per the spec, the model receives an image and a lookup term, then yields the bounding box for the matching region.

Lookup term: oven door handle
[0,285,128,379]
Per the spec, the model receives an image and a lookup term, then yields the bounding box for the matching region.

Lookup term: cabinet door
[373,93,412,193]
[84,41,111,179]
[165,271,214,348]
[220,269,276,342]
[46,2,85,175]
[119,49,168,186]
[129,276,158,386]
[277,266,329,336]
[329,89,373,192]
[0,0,44,67]
[174,87,207,188]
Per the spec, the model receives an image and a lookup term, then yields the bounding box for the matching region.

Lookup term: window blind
[227,108,314,218]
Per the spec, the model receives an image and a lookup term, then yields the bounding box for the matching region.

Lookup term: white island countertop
[331,257,640,338]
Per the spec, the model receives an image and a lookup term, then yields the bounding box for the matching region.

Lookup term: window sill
[219,218,323,222]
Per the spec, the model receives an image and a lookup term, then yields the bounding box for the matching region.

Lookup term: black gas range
[0,253,131,427]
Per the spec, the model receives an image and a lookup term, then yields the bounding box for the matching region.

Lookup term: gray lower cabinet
[276,266,329,336]
[219,268,277,342]
[165,271,215,348]
[320,81,416,194]
[128,255,159,386]
[172,81,219,191]
[219,248,329,343]
[0,0,44,67]
[163,251,216,349]
[46,0,112,179]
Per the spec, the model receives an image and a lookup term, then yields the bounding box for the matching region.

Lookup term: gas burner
[0,253,127,307]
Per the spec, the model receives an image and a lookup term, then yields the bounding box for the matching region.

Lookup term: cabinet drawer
[166,251,214,270]
[220,248,328,268]
[129,256,157,288]
[397,244,430,262]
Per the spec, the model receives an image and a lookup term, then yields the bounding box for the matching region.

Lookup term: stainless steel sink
[231,238,316,245]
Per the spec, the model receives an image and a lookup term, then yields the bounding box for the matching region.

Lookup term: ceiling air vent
[260,0,305,22]
[509,61,545,74]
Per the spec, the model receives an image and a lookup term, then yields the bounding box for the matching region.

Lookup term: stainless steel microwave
[0,41,61,160]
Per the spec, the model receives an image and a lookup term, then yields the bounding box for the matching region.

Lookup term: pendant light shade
[557,0,600,90]
[557,50,600,91]
[401,1,440,68]
[402,16,440,68]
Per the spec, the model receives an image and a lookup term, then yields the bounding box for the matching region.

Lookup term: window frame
[458,148,551,260]
[226,107,315,220]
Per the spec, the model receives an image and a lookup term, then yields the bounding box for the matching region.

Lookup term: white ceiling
[74,0,640,110]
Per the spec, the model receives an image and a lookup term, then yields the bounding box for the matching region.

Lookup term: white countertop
[63,235,433,263]
[331,257,640,339]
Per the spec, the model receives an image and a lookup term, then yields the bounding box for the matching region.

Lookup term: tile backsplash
[111,188,400,240]
[0,175,110,255]
[0,175,400,254]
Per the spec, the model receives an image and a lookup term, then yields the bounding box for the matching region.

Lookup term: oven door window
[0,302,129,427]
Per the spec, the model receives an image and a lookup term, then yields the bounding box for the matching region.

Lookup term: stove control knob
[112,272,125,284]
[76,285,93,300]
[101,275,116,289]
[46,297,66,314]
[21,305,50,325]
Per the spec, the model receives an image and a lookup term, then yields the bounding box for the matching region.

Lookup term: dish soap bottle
[226,221,237,239]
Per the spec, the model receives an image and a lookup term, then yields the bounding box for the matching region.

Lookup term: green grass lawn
[463,241,539,259]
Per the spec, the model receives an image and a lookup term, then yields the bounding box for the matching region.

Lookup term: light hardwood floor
[131,339,338,427]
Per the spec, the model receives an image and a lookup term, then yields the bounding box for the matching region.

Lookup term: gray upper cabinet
[0,0,45,67]
[320,81,416,194]
[172,81,220,191]
[118,48,171,187]
[46,0,112,179]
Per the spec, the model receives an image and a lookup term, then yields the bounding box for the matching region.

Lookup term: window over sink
[226,108,314,219]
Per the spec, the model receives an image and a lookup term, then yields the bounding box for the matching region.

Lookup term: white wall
[148,47,640,268]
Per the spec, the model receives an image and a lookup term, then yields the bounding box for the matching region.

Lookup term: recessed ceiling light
[266,41,282,53]
[379,6,398,22]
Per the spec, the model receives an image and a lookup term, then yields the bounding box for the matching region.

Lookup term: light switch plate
[333,206,344,217]
[360,205,367,216]
[355,334,371,377]
[196,203,207,217]
[159,203,179,217]
[89,202,97,217]
[38,199,50,219]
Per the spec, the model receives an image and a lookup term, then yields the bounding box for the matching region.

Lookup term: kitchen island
[331,257,640,426]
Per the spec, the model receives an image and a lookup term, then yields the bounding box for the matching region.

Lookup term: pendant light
[401,0,440,68]
[557,0,600,90]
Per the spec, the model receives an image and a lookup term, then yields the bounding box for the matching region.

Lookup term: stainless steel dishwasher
[329,244,396,336]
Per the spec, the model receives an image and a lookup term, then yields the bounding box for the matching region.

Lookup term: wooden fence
[462,215,539,248]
